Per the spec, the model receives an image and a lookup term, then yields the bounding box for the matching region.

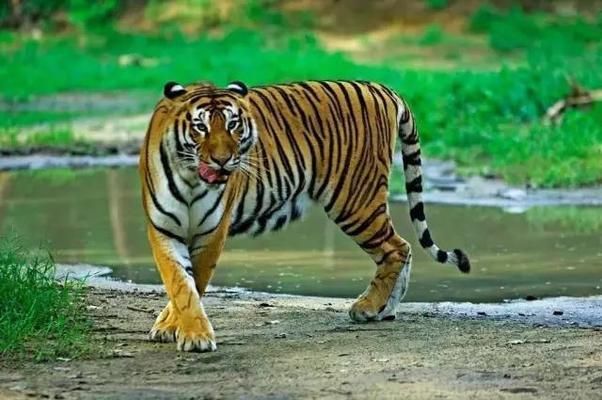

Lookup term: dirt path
[1,287,600,400]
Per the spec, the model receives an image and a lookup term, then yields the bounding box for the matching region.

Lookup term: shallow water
[0,168,600,302]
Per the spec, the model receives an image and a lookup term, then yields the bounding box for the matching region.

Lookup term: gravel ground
[1,283,600,400]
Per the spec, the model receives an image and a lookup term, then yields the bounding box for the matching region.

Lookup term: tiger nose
[211,154,231,167]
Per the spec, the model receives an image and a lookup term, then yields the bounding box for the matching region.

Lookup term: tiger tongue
[199,163,220,183]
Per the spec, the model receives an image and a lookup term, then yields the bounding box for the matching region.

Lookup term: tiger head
[163,81,257,185]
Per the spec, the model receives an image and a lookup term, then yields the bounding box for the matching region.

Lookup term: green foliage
[0,0,63,26]
[0,3,600,188]
[469,4,602,52]
[418,24,444,46]
[25,128,75,146]
[0,111,75,130]
[469,3,501,33]
[242,0,286,27]
[0,237,90,361]
[66,0,119,30]
[424,0,448,10]
[389,167,405,195]
[0,29,386,98]
[0,0,119,29]
[0,126,76,149]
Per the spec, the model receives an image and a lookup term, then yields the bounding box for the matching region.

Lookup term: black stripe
[419,229,434,248]
[405,176,423,193]
[150,220,186,245]
[360,224,394,250]
[401,123,419,144]
[314,104,339,200]
[191,189,209,204]
[272,86,298,116]
[229,218,254,236]
[402,149,422,168]
[376,249,397,265]
[145,173,182,226]
[160,141,188,205]
[291,202,303,221]
[324,83,356,212]
[437,250,448,263]
[409,202,426,221]
[192,224,219,242]
[339,204,387,236]
[197,191,224,227]
[297,82,321,103]
[174,121,184,154]
[273,215,288,231]
[230,178,251,231]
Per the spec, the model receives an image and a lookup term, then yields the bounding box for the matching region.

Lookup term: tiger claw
[176,328,217,352]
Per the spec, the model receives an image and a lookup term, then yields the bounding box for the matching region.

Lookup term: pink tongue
[199,164,220,183]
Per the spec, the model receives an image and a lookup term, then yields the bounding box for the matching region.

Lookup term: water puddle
[0,168,600,302]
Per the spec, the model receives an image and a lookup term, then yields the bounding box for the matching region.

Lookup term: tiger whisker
[238,162,260,181]
[242,154,266,163]
[239,157,262,168]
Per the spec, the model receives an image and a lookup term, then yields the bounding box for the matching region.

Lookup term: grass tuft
[0,236,91,361]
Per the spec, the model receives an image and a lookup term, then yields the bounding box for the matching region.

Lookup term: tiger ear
[227,81,248,97]
[164,81,187,100]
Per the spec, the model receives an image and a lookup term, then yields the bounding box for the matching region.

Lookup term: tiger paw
[175,325,217,352]
[149,302,179,343]
[349,295,396,322]
[349,296,380,322]
[149,323,178,343]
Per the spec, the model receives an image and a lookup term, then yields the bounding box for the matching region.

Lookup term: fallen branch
[544,80,602,124]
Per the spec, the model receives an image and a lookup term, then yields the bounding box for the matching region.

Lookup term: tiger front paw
[349,295,396,322]
[176,324,217,352]
[349,296,381,322]
[149,302,179,343]
[149,322,178,343]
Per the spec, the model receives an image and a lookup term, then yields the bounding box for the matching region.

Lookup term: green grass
[0,4,600,187]
[0,236,90,361]
[469,4,602,52]
[0,110,78,130]
[0,126,79,150]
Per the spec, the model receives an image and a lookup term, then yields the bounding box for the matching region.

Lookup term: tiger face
[165,81,257,185]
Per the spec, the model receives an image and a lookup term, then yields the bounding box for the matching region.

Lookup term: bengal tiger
[139,79,470,352]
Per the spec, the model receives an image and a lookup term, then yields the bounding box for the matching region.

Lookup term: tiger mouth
[198,163,230,185]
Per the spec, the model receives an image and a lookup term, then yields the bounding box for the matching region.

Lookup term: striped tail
[397,100,471,273]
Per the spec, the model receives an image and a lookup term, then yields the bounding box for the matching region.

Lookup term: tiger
[139,79,470,352]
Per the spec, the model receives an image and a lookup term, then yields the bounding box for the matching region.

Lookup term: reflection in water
[0,168,601,302]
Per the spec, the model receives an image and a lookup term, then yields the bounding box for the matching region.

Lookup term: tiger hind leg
[327,204,412,322]
[350,231,412,322]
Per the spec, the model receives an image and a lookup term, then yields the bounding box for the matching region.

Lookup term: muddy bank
[54,264,602,329]
[1,282,600,400]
